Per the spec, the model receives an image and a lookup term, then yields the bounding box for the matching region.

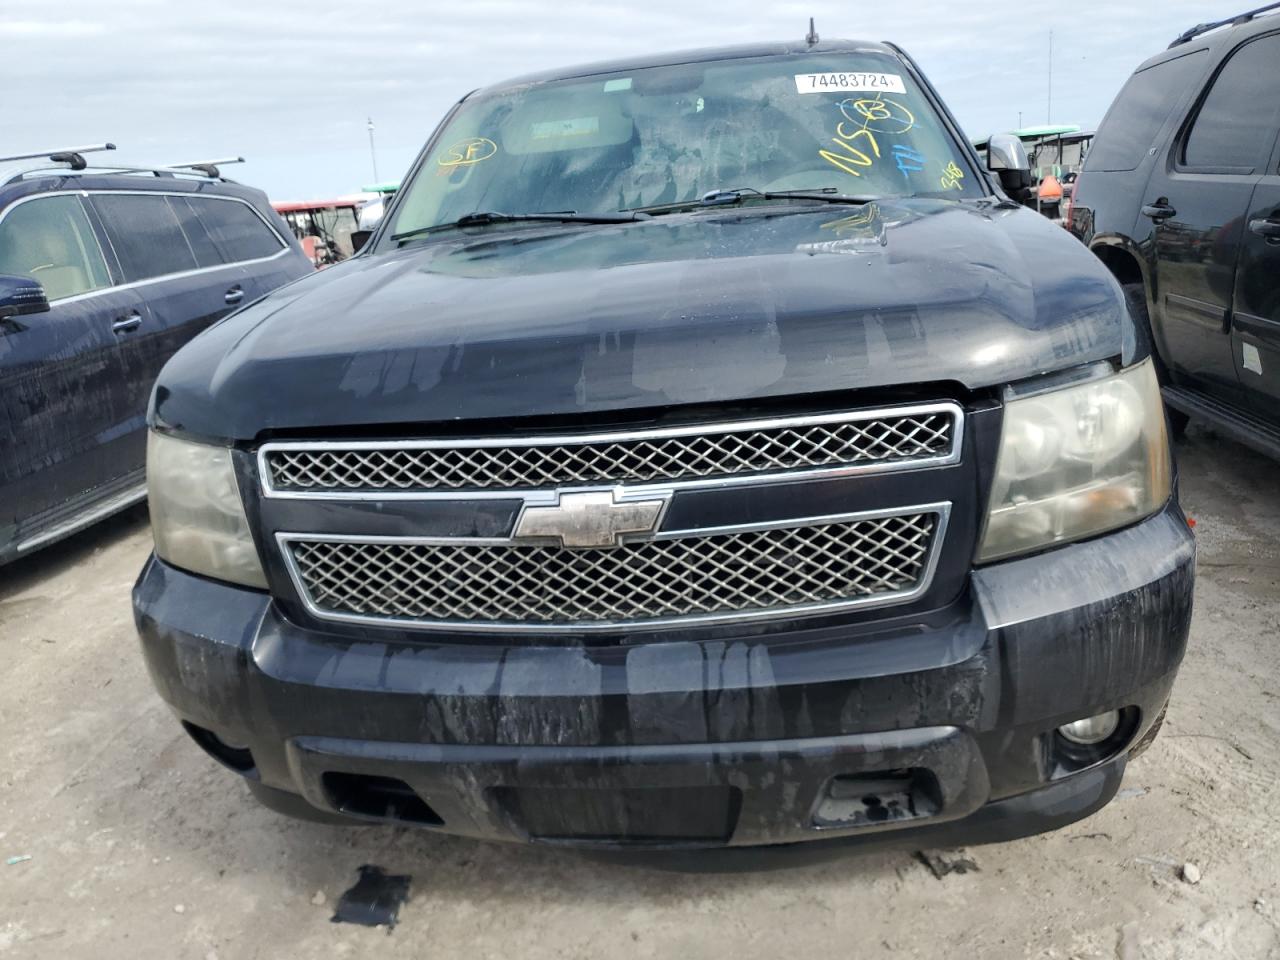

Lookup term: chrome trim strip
[257,401,965,502]
[0,189,293,306]
[274,502,951,634]
[49,246,292,306]
[16,482,147,553]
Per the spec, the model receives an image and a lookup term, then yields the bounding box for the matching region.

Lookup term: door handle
[111,312,142,333]
[224,285,245,305]
[1248,217,1280,242]
[1142,200,1177,221]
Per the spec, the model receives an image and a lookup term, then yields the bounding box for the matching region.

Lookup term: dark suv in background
[1069,5,1280,454]
[0,148,312,562]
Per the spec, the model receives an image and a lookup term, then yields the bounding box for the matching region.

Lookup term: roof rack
[0,143,117,170]
[1169,1,1280,46]
[164,156,245,178]
[0,145,249,187]
[1,159,246,188]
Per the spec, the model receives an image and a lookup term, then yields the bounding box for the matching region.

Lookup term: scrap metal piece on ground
[330,865,411,929]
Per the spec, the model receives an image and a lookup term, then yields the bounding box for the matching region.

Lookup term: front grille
[262,405,959,495]
[284,511,940,631]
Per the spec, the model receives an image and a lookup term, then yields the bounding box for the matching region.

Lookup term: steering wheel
[698,100,848,196]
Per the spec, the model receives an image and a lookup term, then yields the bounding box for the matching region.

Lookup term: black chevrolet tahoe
[1068,6,1280,455]
[133,38,1196,853]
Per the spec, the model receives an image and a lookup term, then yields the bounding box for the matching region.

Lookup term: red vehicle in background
[271,199,362,267]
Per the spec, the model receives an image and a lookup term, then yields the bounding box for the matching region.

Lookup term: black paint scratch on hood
[153,198,1131,442]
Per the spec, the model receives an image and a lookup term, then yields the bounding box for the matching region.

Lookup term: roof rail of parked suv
[2,143,249,185]
[1169,0,1280,46]
[163,157,246,179]
[0,159,243,188]
[0,143,118,168]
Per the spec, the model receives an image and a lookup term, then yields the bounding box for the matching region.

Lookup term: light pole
[1047,30,1054,124]
[367,117,380,184]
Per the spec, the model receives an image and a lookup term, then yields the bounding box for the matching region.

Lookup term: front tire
[1128,701,1168,761]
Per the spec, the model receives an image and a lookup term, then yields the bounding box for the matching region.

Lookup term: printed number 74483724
[793,73,907,94]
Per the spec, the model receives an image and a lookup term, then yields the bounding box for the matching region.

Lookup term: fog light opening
[322,772,443,826]
[1050,706,1140,777]
[1057,710,1121,746]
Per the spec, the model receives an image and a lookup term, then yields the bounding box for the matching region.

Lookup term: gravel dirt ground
[1,425,1278,959]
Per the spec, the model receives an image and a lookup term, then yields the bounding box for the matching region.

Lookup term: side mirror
[985,133,1034,199]
[351,229,373,253]
[0,274,50,321]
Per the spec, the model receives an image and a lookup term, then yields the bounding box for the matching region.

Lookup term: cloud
[3,0,1251,197]
[0,19,105,36]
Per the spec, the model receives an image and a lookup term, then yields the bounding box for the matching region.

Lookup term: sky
[1,0,1253,199]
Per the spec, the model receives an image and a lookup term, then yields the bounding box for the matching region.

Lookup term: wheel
[1122,282,1188,438]
[1165,404,1191,440]
[1128,701,1168,761]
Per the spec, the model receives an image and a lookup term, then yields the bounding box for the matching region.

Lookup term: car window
[1086,50,1207,173]
[0,195,111,300]
[168,196,226,268]
[1182,33,1280,171]
[191,197,284,262]
[92,193,199,281]
[389,52,986,239]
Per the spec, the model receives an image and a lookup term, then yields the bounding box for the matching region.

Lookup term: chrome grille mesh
[287,513,938,629]
[264,410,955,493]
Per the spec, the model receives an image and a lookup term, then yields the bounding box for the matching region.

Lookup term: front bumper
[133,504,1194,850]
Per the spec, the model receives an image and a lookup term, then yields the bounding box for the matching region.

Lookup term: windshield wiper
[626,187,880,216]
[392,210,647,243]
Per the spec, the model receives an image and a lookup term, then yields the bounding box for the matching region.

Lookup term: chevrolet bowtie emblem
[513,491,668,548]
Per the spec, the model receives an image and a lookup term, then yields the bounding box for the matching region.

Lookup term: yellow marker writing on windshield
[940,161,965,190]
[438,138,498,167]
[821,124,880,177]
[840,97,916,135]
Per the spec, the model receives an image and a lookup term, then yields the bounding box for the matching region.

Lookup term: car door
[0,193,148,549]
[1232,105,1280,421]
[89,192,252,451]
[1143,33,1280,404]
[188,194,300,300]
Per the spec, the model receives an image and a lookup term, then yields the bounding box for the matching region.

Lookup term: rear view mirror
[986,133,1030,172]
[0,274,50,321]
[351,230,373,253]
[985,133,1034,200]
[632,63,705,95]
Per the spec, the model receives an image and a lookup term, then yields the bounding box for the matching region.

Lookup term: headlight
[147,431,267,588]
[978,358,1171,562]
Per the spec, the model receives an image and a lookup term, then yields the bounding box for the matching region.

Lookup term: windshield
[387,52,985,239]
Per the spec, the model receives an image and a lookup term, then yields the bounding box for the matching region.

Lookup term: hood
[154,198,1131,442]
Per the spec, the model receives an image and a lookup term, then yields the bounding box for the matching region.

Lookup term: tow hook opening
[181,721,257,776]
[1050,706,1141,778]
[812,769,943,829]
[321,772,444,826]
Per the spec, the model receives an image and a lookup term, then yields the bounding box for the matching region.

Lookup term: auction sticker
[795,72,906,94]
